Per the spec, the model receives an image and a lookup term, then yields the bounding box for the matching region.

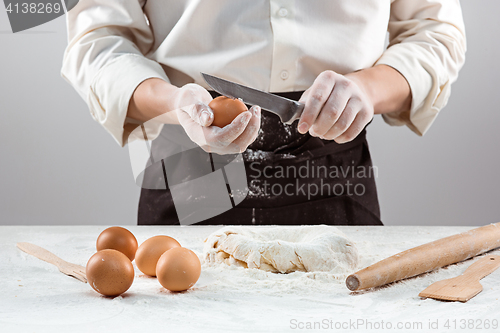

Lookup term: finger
[176,106,210,146]
[309,82,350,137]
[298,89,309,105]
[210,110,253,145]
[180,102,214,127]
[334,109,373,143]
[322,97,361,140]
[176,104,198,130]
[198,104,214,127]
[297,71,336,134]
[231,105,262,152]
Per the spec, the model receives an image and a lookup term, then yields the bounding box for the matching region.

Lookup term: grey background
[0,1,498,226]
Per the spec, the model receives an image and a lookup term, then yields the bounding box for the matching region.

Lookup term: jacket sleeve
[61,0,169,146]
[375,0,466,135]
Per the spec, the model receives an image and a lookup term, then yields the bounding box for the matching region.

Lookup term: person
[62,0,466,226]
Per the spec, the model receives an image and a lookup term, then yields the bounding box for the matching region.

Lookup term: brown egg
[135,236,181,276]
[96,226,138,261]
[156,247,201,292]
[86,249,134,297]
[209,96,249,128]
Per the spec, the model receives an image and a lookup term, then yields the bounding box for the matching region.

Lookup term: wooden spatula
[419,255,500,302]
[17,242,87,283]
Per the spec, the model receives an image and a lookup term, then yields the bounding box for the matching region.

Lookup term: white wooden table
[1,225,499,333]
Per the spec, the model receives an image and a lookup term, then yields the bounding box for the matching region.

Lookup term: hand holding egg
[176,85,261,155]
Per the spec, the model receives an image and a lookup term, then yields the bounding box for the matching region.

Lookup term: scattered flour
[2,225,499,332]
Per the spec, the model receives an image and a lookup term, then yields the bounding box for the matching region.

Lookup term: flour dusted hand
[203,226,359,274]
[176,84,261,155]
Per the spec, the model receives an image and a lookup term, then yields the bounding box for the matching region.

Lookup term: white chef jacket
[61,0,466,147]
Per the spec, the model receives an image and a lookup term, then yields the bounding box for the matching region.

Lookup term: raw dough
[203,225,358,274]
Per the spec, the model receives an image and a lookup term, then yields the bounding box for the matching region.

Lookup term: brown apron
[138,92,382,226]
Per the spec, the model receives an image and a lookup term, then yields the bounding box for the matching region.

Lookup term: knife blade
[202,73,304,125]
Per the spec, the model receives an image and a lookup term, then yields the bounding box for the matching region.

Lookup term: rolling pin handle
[346,274,360,291]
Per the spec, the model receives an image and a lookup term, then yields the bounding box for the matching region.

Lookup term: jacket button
[278,8,288,18]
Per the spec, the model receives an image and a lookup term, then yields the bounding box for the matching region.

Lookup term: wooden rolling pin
[346,222,500,291]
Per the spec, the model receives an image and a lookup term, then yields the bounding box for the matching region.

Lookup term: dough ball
[203,226,359,274]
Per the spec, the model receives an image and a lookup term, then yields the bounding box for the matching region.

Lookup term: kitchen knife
[202,73,304,125]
